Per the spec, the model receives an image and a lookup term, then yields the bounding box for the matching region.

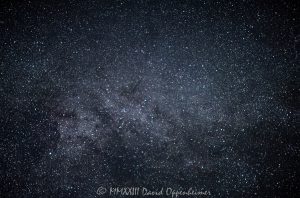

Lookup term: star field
[0,0,299,197]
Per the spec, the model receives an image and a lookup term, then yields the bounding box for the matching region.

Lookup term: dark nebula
[0,0,299,197]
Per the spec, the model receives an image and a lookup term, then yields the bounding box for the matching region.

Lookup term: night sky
[0,0,299,197]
